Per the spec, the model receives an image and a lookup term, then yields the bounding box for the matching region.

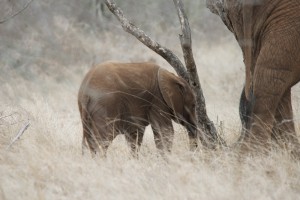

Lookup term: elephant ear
[158,68,185,118]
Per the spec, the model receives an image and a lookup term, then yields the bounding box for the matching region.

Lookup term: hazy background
[1,0,300,199]
[0,0,246,133]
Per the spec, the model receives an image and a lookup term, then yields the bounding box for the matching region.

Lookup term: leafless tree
[103,0,226,149]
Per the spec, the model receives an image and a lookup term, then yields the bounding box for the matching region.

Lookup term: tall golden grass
[1,3,300,199]
[2,40,300,199]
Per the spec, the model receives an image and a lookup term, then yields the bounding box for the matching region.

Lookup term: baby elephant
[78,62,199,156]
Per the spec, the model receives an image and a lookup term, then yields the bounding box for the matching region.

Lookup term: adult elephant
[207,0,300,153]
[78,62,198,156]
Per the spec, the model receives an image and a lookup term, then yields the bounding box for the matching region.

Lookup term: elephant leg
[99,122,119,157]
[83,124,99,156]
[151,119,174,153]
[239,86,253,141]
[81,115,100,156]
[79,103,99,155]
[125,127,145,157]
[85,120,104,157]
[243,69,293,153]
[87,115,117,157]
[272,89,300,152]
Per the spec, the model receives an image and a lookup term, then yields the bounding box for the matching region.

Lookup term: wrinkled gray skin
[207,0,300,154]
[78,62,198,157]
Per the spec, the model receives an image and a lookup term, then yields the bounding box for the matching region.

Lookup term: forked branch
[103,0,189,81]
[6,121,30,150]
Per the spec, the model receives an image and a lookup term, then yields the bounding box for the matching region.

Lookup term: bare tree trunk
[172,0,224,148]
[103,0,226,148]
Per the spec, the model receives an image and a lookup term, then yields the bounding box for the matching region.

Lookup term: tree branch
[173,0,225,147]
[103,0,189,81]
[0,0,34,24]
[103,0,226,148]
[6,121,30,150]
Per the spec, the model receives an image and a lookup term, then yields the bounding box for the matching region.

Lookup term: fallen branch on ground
[6,121,30,150]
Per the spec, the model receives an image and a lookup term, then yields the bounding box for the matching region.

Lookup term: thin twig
[0,0,34,24]
[6,121,30,150]
[103,0,189,81]
[0,113,17,120]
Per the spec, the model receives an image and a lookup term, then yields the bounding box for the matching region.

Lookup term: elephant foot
[129,147,141,159]
[235,134,272,157]
[290,149,300,160]
[236,137,300,160]
[285,141,300,160]
[271,132,300,160]
[189,138,198,151]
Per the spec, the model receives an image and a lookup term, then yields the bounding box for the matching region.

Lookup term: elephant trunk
[185,123,198,151]
[238,86,255,142]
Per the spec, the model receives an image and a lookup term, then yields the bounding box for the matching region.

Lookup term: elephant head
[158,68,198,150]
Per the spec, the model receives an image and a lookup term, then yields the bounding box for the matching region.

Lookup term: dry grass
[1,1,300,199]
[1,96,300,200]
[1,42,300,199]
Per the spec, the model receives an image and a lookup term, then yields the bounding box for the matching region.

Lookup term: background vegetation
[1,0,300,199]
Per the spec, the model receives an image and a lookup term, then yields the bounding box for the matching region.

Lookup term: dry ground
[1,1,300,199]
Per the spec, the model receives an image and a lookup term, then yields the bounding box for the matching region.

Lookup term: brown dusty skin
[78,62,198,156]
[207,0,300,155]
